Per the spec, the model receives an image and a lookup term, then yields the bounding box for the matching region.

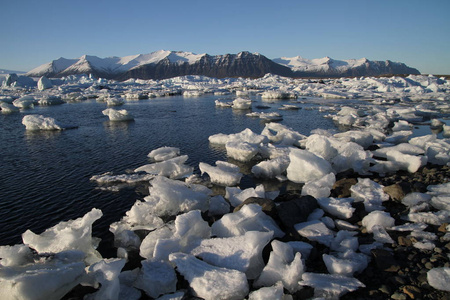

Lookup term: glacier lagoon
[1,73,450,299]
[0,93,339,247]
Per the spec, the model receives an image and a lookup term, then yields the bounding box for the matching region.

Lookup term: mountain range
[25,50,420,80]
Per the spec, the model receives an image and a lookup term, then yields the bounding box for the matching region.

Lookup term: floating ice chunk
[37,76,53,90]
[22,114,65,131]
[85,258,126,300]
[361,211,395,233]
[254,240,304,293]
[211,204,284,238]
[134,259,177,298]
[153,210,211,261]
[427,268,450,292]
[209,128,268,145]
[232,97,252,109]
[90,172,155,185]
[301,173,336,198]
[248,281,285,300]
[323,250,369,277]
[199,161,242,186]
[322,92,348,99]
[225,184,266,207]
[13,96,35,109]
[317,197,355,219]
[147,146,180,162]
[0,250,86,300]
[134,155,194,179]
[286,149,333,184]
[332,114,357,126]
[294,220,335,247]
[215,99,232,107]
[261,123,305,146]
[225,141,259,161]
[350,178,389,212]
[208,195,231,216]
[169,253,249,300]
[106,96,124,107]
[251,156,290,179]
[0,244,33,267]
[385,150,427,173]
[102,108,134,121]
[0,102,19,113]
[247,112,283,122]
[142,176,210,217]
[191,231,273,279]
[300,272,365,298]
[22,208,103,265]
[372,143,425,158]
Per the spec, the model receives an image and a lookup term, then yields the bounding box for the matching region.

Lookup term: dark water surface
[0,95,338,246]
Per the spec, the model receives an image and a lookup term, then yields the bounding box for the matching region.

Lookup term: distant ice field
[0,94,342,246]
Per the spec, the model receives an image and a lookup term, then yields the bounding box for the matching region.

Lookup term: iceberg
[22,114,65,131]
[102,108,134,121]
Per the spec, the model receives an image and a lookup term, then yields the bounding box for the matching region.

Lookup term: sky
[1,0,450,74]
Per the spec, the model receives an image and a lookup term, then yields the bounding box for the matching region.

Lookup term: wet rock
[275,195,318,229]
[391,292,407,300]
[398,236,413,247]
[438,223,448,233]
[372,249,401,272]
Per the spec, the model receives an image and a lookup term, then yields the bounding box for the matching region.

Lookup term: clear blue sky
[2,0,450,74]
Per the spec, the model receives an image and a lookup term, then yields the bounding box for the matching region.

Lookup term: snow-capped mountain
[25,50,420,80]
[273,56,419,77]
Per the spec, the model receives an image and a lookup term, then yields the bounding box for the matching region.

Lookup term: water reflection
[24,129,62,140]
[102,120,134,133]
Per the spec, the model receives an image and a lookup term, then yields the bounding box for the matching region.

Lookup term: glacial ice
[169,252,249,300]
[22,114,64,130]
[286,148,333,183]
[199,161,242,186]
[22,208,103,265]
[134,155,194,179]
[142,176,210,216]
[254,240,304,293]
[191,231,273,279]
[427,267,450,292]
[147,146,180,161]
[0,250,86,300]
[211,204,284,238]
[102,108,134,121]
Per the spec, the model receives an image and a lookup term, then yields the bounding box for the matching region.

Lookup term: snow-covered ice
[199,161,242,186]
[102,108,134,121]
[22,114,66,131]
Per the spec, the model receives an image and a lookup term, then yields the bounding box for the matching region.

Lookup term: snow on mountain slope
[273,56,369,72]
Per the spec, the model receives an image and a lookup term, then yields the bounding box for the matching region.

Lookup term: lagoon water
[0,94,341,247]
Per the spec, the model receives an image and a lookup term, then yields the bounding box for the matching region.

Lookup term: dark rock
[398,236,413,247]
[275,195,318,229]
[391,292,407,300]
[233,197,276,218]
[331,178,357,198]
[438,223,448,233]
[371,249,401,272]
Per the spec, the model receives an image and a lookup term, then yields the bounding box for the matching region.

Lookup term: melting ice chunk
[102,108,134,121]
[199,161,242,186]
[169,252,249,300]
